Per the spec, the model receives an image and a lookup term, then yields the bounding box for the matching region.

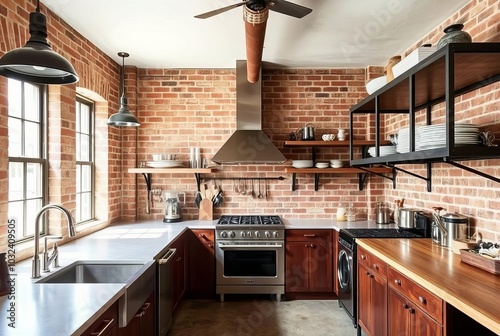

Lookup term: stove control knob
[220,231,228,238]
[265,231,271,238]
[241,231,246,238]
[247,231,252,238]
[255,231,261,238]
[273,231,279,238]
[229,231,236,238]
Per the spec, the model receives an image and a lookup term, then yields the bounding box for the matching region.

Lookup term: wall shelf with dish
[283,140,395,191]
[349,43,500,191]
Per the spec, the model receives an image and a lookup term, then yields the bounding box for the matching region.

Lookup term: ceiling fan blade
[194,1,247,19]
[268,0,312,18]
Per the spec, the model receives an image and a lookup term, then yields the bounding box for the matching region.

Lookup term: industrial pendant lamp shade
[107,52,140,127]
[0,0,78,84]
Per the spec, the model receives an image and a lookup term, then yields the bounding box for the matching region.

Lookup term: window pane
[81,165,92,192]
[8,79,22,118]
[76,165,81,193]
[26,163,43,198]
[80,104,90,134]
[75,102,81,133]
[76,193,81,222]
[24,121,40,158]
[8,117,22,157]
[76,133,81,161]
[81,192,92,222]
[80,134,90,161]
[9,162,24,201]
[24,83,40,122]
[25,198,42,236]
[8,201,25,239]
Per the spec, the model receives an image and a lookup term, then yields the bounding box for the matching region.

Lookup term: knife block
[198,199,213,220]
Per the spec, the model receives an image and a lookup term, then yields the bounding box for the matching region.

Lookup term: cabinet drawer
[388,267,443,324]
[81,301,118,336]
[357,246,387,279]
[191,229,214,243]
[286,229,332,242]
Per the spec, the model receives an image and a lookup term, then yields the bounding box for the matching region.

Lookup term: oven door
[216,241,284,286]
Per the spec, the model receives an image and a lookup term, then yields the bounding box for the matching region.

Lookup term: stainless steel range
[216,215,285,302]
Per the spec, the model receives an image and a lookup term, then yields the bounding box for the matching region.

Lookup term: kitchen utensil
[265,179,268,199]
[302,123,315,140]
[251,179,256,198]
[258,180,263,199]
[375,202,391,224]
[398,208,421,228]
[214,179,223,207]
[433,212,469,248]
[163,190,186,223]
[198,198,213,220]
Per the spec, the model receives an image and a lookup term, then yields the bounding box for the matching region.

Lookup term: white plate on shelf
[147,161,184,168]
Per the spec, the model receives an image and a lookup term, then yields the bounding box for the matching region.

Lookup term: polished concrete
[169,297,359,336]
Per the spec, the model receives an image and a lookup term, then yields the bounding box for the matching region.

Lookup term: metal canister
[439,213,469,247]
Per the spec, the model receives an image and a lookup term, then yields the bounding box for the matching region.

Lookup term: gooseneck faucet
[32,204,76,278]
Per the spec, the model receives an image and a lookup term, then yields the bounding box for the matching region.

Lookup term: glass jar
[346,203,356,222]
[336,202,347,221]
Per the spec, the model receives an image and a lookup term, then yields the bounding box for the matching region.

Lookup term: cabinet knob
[394,279,401,286]
[310,244,315,248]
[366,271,370,276]
[409,308,415,314]
[305,244,309,248]
[208,243,213,248]
[361,255,366,260]
[373,264,379,270]
[403,303,409,309]
[369,274,374,279]
[419,296,426,304]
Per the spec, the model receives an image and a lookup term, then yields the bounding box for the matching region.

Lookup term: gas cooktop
[217,215,283,226]
[340,228,423,239]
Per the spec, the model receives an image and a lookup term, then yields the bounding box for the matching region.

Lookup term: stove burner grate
[217,215,282,225]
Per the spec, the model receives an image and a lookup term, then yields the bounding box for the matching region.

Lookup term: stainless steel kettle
[163,191,186,223]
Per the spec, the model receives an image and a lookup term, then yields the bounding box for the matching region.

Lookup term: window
[75,97,95,224]
[8,79,46,242]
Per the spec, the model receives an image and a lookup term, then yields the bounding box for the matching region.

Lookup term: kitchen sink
[36,260,156,327]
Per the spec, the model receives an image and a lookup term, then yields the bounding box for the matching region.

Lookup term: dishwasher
[157,248,176,336]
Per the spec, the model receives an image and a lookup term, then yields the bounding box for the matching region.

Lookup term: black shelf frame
[349,43,500,191]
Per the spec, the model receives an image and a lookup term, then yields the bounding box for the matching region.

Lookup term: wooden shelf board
[284,140,391,147]
[284,167,392,174]
[128,168,216,174]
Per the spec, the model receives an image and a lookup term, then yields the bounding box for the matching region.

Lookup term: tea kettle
[163,190,186,223]
[302,123,315,140]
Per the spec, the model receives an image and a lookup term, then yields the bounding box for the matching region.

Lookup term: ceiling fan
[194,0,313,19]
[195,1,313,83]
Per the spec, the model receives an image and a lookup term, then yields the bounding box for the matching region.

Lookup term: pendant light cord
[36,0,40,12]
[121,54,125,98]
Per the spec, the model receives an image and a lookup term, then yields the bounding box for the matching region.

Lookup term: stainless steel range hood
[212,60,286,164]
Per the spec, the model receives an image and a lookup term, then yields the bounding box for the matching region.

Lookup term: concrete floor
[169,296,359,336]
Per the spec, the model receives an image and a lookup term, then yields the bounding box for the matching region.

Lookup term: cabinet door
[189,230,215,299]
[82,301,118,336]
[308,241,332,292]
[139,292,156,336]
[358,263,372,335]
[388,288,410,336]
[285,241,309,292]
[170,233,187,311]
[371,271,387,336]
[411,305,442,336]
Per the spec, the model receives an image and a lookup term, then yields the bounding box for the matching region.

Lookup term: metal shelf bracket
[390,163,432,192]
[355,166,396,191]
[444,160,500,184]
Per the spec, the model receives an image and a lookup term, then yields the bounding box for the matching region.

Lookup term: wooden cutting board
[198,198,213,220]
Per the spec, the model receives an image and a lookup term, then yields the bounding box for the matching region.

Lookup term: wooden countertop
[356,238,500,335]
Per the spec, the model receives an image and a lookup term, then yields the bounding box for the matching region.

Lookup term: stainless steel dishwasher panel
[158,248,176,336]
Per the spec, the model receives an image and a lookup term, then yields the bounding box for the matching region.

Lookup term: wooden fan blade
[269,0,312,18]
[194,1,247,19]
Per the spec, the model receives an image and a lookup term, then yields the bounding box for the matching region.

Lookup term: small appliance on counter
[432,212,469,247]
[163,190,185,223]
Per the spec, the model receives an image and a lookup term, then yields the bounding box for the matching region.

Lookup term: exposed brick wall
[0,0,122,256]
[131,67,386,222]
[381,0,500,241]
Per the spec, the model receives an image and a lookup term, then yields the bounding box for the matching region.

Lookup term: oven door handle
[158,248,176,265]
[217,243,283,249]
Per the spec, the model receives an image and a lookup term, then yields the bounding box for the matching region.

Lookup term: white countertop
[0,217,384,335]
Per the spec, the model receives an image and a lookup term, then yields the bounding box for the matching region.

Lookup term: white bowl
[365,76,387,95]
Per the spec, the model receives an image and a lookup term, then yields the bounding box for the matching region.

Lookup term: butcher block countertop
[356,238,500,335]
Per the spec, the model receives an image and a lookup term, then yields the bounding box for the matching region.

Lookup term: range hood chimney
[212,60,286,164]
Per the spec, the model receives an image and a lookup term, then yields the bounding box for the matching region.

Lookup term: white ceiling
[41,0,470,69]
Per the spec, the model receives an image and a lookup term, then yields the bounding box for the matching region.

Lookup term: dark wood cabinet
[188,229,215,299]
[81,301,118,336]
[170,232,187,312]
[332,230,338,295]
[285,230,333,296]
[357,246,387,336]
[388,287,442,336]
[119,291,156,336]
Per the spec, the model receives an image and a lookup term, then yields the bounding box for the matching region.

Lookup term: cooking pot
[432,212,469,247]
[398,208,422,228]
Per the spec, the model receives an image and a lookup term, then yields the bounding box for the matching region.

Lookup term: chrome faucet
[42,235,63,272]
[32,204,76,278]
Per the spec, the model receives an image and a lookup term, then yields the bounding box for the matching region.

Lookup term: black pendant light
[107,52,140,127]
[0,0,78,85]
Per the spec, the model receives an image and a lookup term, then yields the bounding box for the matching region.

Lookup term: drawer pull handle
[361,255,366,260]
[303,234,317,237]
[310,244,315,248]
[394,279,401,286]
[208,244,213,248]
[366,271,370,276]
[373,264,379,270]
[419,296,426,304]
[91,319,114,336]
[403,303,409,309]
[409,308,415,314]
[369,274,374,279]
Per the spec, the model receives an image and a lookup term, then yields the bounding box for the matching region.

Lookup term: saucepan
[398,208,422,228]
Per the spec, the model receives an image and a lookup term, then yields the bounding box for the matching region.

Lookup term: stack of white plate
[368,145,398,157]
[292,160,314,168]
[147,160,184,168]
[393,46,437,78]
[315,162,330,169]
[330,160,343,168]
[396,127,413,153]
[416,123,480,150]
